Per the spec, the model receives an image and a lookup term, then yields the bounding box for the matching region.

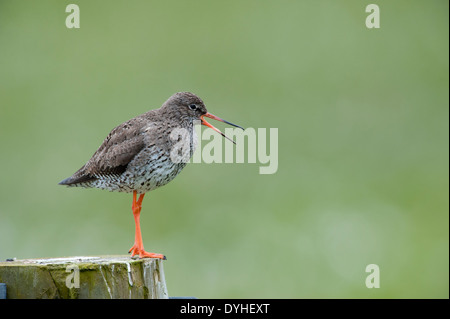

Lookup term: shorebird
[59,92,243,259]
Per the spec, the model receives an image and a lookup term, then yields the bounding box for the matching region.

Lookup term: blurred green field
[0,0,448,298]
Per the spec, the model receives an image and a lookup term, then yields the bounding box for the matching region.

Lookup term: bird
[59,92,244,259]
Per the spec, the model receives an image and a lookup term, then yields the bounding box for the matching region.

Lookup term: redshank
[59,92,243,259]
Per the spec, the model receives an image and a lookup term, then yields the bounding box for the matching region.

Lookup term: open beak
[201,112,244,144]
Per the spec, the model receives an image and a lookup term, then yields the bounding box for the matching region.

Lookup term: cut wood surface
[0,255,168,299]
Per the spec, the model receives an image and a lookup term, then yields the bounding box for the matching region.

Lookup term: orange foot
[129,244,166,260]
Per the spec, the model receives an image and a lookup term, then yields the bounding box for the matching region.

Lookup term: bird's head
[163,92,244,144]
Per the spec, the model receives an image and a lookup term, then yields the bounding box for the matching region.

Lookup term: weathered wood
[0,255,168,299]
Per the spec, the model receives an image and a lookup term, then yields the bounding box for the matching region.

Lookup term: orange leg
[128,191,166,260]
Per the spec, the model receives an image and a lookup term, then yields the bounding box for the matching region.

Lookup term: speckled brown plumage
[59,92,205,193]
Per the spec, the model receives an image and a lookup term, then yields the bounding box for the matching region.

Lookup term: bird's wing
[87,115,151,173]
[60,115,152,185]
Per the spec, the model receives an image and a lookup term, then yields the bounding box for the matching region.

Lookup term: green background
[0,0,448,298]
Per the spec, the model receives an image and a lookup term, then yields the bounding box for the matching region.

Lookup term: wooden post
[0,255,168,299]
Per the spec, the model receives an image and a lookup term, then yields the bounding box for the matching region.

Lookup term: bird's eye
[188,104,197,110]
